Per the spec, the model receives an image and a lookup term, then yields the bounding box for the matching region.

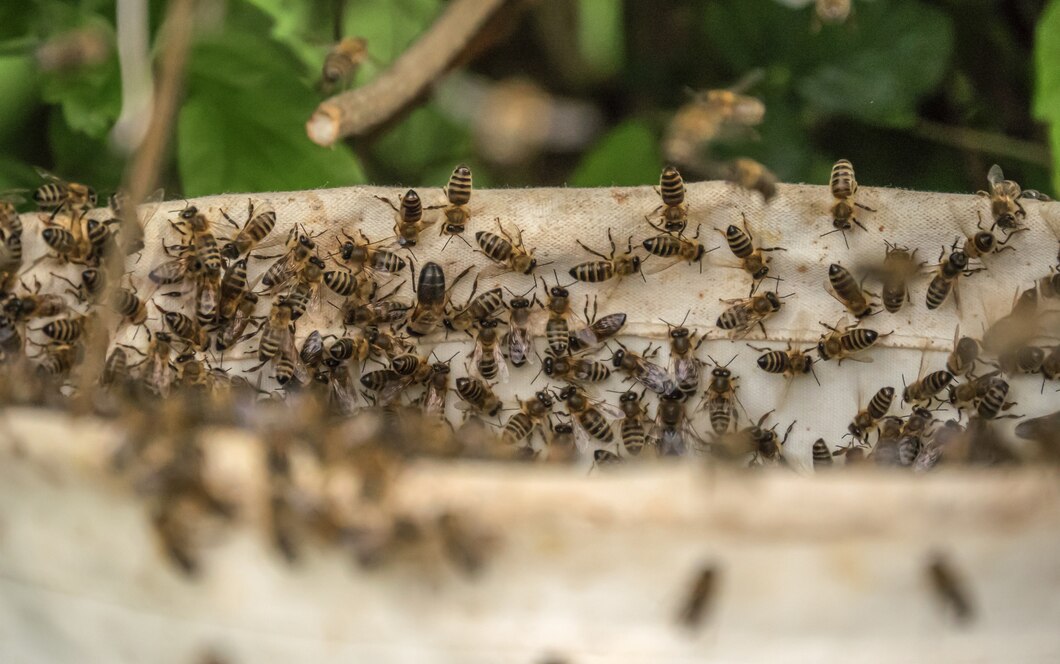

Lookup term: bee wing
[637,359,676,394]
[641,254,682,276]
[33,166,64,184]
[254,253,295,292]
[281,327,308,385]
[135,188,166,230]
[672,356,701,391]
[987,164,1004,188]
[378,373,414,406]
[492,343,510,384]
[506,327,535,367]
[571,419,594,455]
[421,384,447,418]
[329,370,359,415]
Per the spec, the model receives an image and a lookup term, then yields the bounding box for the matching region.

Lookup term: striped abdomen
[867,386,896,420]
[42,227,77,254]
[925,274,953,310]
[574,360,611,383]
[642,234,683,258]
[476,231,513,263]
[194,232,222,274]
[446,165,472,206]
[502,412,533,446]
[369,247,405,273]
[621,418,646,456]
[660,166,685,207]
[323,270,360,297]
[34,182,68,210]
[830,159,857,199]
[42,317,86,342]
[111,288,146,323]
[725,225,753,258]
[545,316,569,355]
[577,408,613,442]
[569,260,615,283]
[812,439,833,468]
[840,328,879,353]
[756,350,790,374]
[977,378,1010,420]
[400,189,423,223]
[227,210,276,257]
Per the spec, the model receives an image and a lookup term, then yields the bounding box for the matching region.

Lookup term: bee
[429,164,473,240]
[951,372,999,417]
[136,330,175,397]
[977,164,1026,230]
[816,318,886,363]
[676,565,717,628]
[215,291,260,351]
[344,298,411,328]
[217,258,250,320]
[503,288,536,367]
[365,324,414,360]
[568,229,642,283]
[664,314,705,398]
[903,370,955,406]
[110,287,148,325]
[321,36,368,90]
[325,334,369,368]
[744,412,794,465]
[418,358,454,420]
[359,368,409,405]
[376,189,431,247]
[651,388,698,456]
[720,213,785,287]
[545,421,578,463]
[997,344,1045,375]
[976,376,1019,421]
[568,298,627,354]
[475,219,540,275]
[173,205,223,276]
[617,390,649,456]
[725,158,777,202]
[101,346,130,388]
[811,439,833,469]
[926,554,975,623]
[455,376,502,418]
[591,448,623,469]
[926,249,982,311]
[879,241,921,313]
[642,223,716,275]
[299,330,325,369]
[254,301,296,369]
[541,275,580,356]
[470,318,508,383]
[611,341,674,395]
[84,217,120,263]
[1041,345,1060,386]
[40,223,86,263]
[3,283,68,321]
[847,386,895,441]
[700,356,741,435]
[259,228,317,292]
[821,159,873,248]
[960,211,1026,260]
[282,256,326,321]
[407,262,470,337]
[446,280,506,332]
[749,343,818,384]
[501,391,554,447]
[220,199,276,259]
[649,166,689,234]
[34,341,81,377]
[38,312,95,343]
[193,274,221,327]
[716,289,786,337]
[322,268,374,301]
[541,352,611,384]
[32,167,97,215]
[826,263,874,318]
[558,385,618,454]
[158,307,208,350]
[337,228,406,276]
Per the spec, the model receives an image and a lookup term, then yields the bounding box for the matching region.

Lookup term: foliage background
[0,0,1056,201]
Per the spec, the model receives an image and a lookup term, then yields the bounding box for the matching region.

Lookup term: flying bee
[259,227,317,292]
[651,388,699,456]
[558,385,619,454]
[959,210,1026,260]
[642,223,716,275]
[821,159,874,248]
[719,213,785,288]
[926,249,981,311]
[503,287,536,367]
[611,341,675,395]
[321,36,368,91]
[427,164,473,241]
[700,356,741,436]
[407,262,471,337]
[446,279,506,332]
[32,167,96,215]
[977,164,1026,230]
[501,391,554,448]
[219,199,276,259]
[337,228,406,276]
[725,157,777,202]
[749,343,818,384]
[903,369,955,406]
[376,189,431,247]
[541,351,612,384]
[648,166,689,234]
[455,376,503,418]
[816,318,887,363]
[617,390,649,456]
[811,439,833,469]
[664,313,705,398]
[847,386,895,442]
[110,286,148,326]
[717,289,786,337]
[568,297,627,354]
[879,241,920,313]
[568,228,642,283]
[469,318,508,383]
[827,263,874,318]
[475,219,540,275]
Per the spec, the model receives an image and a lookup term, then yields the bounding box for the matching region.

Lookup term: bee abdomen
[476,231,513,262]
[361,369,399,391]
[642,235,681,258]
[725,225,753,258]
[545,317,569,355]
[323,270,359,297]
[812,439,833,468]
[830,159,857,199]
[502,412,533,446]
[756,350,789,374]
[447,165,472,206]
[400,189,423,223]
[925,275,953,310]
[660,166,685,207]
[581,410,613,442]
[569,261,614,283]
[34,183,68,210]
[867,386,896,419]
[840,328,879,353]
[621,420,646,455]
[976,378,1010,420]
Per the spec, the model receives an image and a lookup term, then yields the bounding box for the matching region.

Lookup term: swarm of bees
[1,160,1059,576]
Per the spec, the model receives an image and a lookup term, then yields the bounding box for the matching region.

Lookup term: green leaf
[47,111,125,194]
[177,25,364,196]
[0,56,38,142]
[38,18,121,139]
[569,119,661,187]
[1034,0,1060,194]
[369,104,473,181]
[578,0,624,77]
[344,0,441,67]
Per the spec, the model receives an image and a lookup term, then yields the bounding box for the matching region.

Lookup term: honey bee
[321,36,368,91]
[470,318,508,383]
[997,344,1045,375]
[649,166,689,234]
[651,387,699,456]
[101,346,130,388]
[558,385,619,454]
[926,554,975,623]
[926,249,981,311]
[617,389,649,456]
[220,199,276,259]
[716,289,786,337]
[407,262,470,337]
[879,241,921,313]
[816,318,887,364]
[376,189,431,247]
[726,158,777,202]
[337,228,406,276]
[446,280,506,332]
[903,369,955,407]
[749,343,818,384]
[37,312,95,343]
[324,333,370,368]
[822,159,874,248]
[676,564,717,628]
[720,213,785,288]
[322,268,374,302]
[542,352,612,384]
[475,219,540,275]
[642,223,716,274]
[811,439,833,469]
[39,221,88,264]
[33,341,81,377]
[344,298,411,328]
[501,391,554,448]
[847,386,895,441]
[428,164,473,241]
[259,227,317,292]
[826,263,874,318]
[959,211,1026,260]
[568,229,642,283]
[174,205,223,276]
[611,341,675,395]
[3,281,68,321]
[977,164,1026,230]
[282,256,326,321]
[110,286,148,325]
[32,167,96,216]
[976,375,1019,421]
[134,330,175,397]
[664,314,705,398]
[365,324,414,360]
[253,301,297,372]
[545,420,578,463]
[700,356,741,435]
[359,368,409,405]
[568,298,627,354]
[541,275,581,356]
[418,358,455,420]
[299,329,325,369]
[157,306,208,350]
[215,291,260,351]
[455,376,503,418]
[743,411,794,465]
[503,287,536,367]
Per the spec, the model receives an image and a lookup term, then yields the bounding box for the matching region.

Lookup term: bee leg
[373,195,399,212]
[854,202,876,212]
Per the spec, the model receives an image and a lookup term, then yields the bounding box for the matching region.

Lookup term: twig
[911,119,1052,168]
[110,0,155,154]
[306,0,509,146]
